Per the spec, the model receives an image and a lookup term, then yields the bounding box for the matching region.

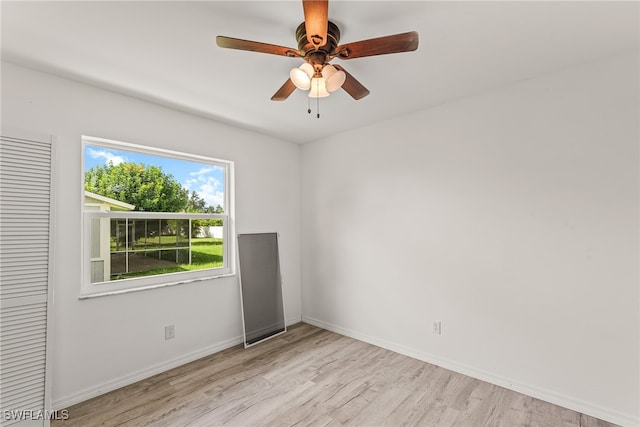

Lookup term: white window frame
[80,135,234,298]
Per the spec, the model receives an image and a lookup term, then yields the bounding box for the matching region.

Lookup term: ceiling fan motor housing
[296,21,341,69]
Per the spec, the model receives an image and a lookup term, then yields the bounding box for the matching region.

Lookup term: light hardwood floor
[53,323,618,426]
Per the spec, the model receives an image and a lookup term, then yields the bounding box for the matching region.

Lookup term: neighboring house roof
[84,191,135,211]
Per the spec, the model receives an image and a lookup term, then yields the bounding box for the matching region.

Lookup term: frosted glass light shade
[290,63,314,90]
[308,77,329,98]
[321,64,346,92]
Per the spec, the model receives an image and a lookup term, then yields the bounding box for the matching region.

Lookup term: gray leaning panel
[237,233,286,347]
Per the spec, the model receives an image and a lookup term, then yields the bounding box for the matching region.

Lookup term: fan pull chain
[306,80,320,119]
[316,79,320,118]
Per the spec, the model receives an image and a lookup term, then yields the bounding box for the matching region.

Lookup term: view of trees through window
[84,143,228,283]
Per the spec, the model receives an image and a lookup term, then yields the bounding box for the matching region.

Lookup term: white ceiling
[2,1,638,144]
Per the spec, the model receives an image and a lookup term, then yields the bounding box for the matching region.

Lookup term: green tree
[185,194,225,236]
[186,191,208,237]
[85,162,189,212]
[186,191,207,213]
[201,204,224,227]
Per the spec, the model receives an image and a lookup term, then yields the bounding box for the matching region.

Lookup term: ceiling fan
[216,0,419,101]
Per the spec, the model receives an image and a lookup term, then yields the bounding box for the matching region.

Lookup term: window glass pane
[101,216,224,281]
[84,140,229,288]
[192,219,224,268]
[84,145,225,213]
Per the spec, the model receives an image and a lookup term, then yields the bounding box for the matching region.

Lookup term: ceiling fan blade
[216,36,301,57]
[333,65,370,100]
[336,31,419,59]
[302,0,329,48]
[271,78,297,101]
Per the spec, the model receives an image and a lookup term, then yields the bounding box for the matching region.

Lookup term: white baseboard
[52,334,244,411]
[53,316,302,411]
[286,315,302,326]
[302,315,638,427]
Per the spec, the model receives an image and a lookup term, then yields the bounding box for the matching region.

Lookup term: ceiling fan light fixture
[308,77,329,98]
[321,64,346,92]
[217,1,419,102]
[290,63,314,90]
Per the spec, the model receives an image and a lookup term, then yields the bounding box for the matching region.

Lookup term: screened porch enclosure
[109,218,191,278]
[88,213,225,283]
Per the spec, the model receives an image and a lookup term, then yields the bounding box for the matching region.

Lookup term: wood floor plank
[52,323,620,427]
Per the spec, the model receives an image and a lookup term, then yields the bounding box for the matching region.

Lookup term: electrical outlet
[165,324,175,340]
[433,321,442,335]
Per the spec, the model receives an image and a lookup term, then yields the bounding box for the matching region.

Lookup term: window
[81,136,233,297]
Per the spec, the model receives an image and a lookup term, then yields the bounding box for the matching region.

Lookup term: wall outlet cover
[165,325,175,340]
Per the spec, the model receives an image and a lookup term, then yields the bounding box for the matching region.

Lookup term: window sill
[78,272,236,300]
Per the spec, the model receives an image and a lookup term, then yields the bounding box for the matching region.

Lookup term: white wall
[301,51,639,426]
[3,50,638,425]
[1,62,301,408]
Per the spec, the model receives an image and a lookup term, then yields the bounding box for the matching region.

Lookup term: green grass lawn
[113,238,224,279]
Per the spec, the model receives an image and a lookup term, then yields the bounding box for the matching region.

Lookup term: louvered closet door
[0,135,54,427]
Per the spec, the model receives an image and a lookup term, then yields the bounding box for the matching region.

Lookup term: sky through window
[84,145,225,209]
